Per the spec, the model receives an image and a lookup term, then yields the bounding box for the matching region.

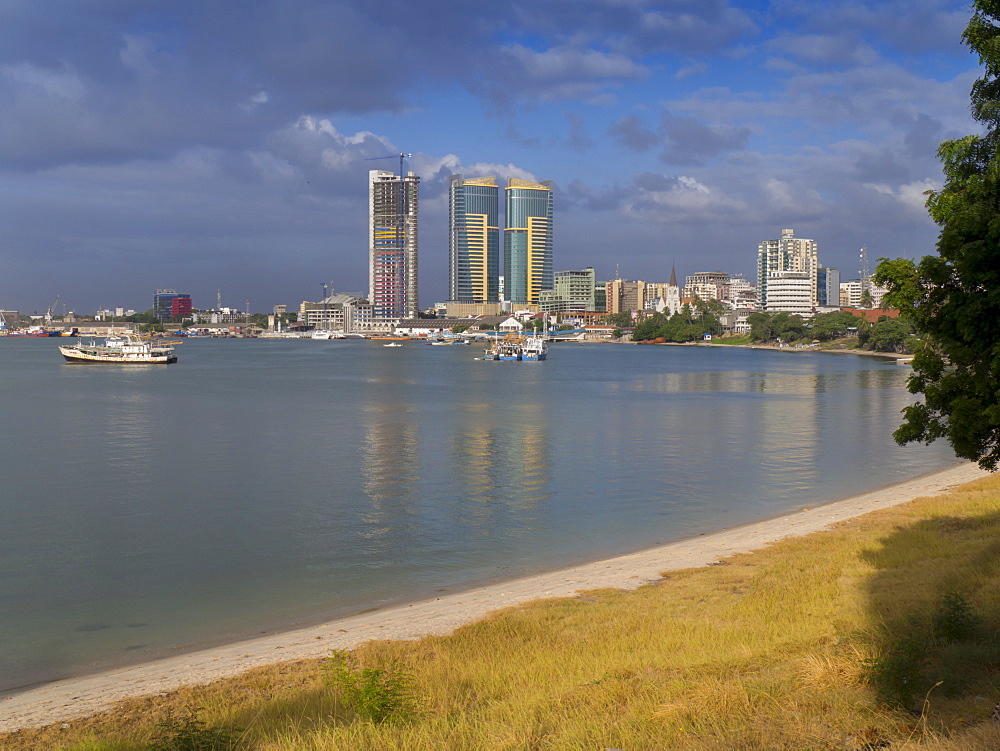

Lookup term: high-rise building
[817,266,840,307]
[153,289,191,321]
[765,271,813,314]
[369,169,419,320]
[606,278,646,314]
[504,178,553,304]
[448,175,500,304]
[757,228,818,308]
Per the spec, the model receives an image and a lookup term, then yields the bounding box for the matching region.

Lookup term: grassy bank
[6,474,1000,750]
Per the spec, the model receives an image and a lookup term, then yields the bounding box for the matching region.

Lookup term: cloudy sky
[0,0,981,315]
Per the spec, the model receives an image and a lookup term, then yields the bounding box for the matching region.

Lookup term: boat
[383,342,402,348]
[521,334,548,361]
[58,333,178,364]
[483,330,548,361]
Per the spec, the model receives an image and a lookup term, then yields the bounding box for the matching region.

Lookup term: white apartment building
[765,271,813,314]
[840,280,862,307]
[757,229,819,308]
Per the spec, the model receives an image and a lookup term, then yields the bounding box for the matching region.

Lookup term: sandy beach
[0,461,988,733]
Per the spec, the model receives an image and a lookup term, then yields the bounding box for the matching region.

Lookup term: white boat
[521,334,548,361]
[383,342,402,348]
[59,333,178,364]
[483,331,548,361]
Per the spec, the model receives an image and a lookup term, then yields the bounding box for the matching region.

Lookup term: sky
[0,0,984,316]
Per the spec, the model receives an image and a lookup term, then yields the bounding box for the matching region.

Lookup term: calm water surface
[0,337,955,692]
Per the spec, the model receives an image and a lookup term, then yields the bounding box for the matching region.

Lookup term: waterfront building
[817,266,841,308]
[606,278,646,314]
[539,267,597,314]
[646,282,682,315]
[765,271,813,314]
[504,178,553,304]
[153,289,192,321]
[683,271,730,301]
[300,293,373,334]
[757,229,818,308]
[448,175,500,305]
[369,169,420,321]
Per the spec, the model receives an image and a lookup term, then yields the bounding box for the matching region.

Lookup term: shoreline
[0,461,988,733]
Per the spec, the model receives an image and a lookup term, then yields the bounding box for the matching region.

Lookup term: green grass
[5,476,1000,750]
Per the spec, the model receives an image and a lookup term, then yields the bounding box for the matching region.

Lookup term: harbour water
[0,337,956,694]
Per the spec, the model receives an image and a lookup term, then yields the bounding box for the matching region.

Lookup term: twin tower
[368,170,553,321]
[449,175,553,307]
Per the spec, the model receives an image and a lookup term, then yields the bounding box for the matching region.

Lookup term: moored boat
[59,333,178,364]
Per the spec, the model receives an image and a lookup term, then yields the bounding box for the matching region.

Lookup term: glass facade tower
[448,175,499,303]
[369,169,420,320]
[503,178,553,304]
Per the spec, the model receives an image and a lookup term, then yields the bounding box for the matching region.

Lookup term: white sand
[0,462,988,733]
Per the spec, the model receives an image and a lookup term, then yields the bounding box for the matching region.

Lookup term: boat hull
[59,346,177,364]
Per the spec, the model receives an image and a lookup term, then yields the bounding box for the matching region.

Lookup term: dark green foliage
[745,311,806,343]
[865,592,984,709]
[325,649,417,724]
[874,1,1000,470]
[865,636,926,709]
[809,310,859,341]
[630,302,723,343]
[857,317,916,353]
[932,591,979,644]
[149,710,241,750]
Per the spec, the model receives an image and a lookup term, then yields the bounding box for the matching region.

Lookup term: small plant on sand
[325,649,417,724]
[149,708,242,750]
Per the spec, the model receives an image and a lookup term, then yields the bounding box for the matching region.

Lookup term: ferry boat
[58,333,178,364]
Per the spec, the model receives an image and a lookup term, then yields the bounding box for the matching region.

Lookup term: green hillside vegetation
[6,475,1000,750]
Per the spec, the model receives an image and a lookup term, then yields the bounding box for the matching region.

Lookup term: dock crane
[45,295,60,324]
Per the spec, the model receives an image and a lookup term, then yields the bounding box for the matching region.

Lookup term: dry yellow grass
[5,474,1000,750]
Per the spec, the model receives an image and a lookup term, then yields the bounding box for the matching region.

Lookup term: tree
[747,312,778,342]
[858,317,914,353]
[874,1,1000,469]
[605,311,633,327]
[810,310,858,341]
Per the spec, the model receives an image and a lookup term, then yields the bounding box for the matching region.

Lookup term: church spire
[669,263,678,287]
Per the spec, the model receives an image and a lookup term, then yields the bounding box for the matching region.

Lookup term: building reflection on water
[449,402,551,526]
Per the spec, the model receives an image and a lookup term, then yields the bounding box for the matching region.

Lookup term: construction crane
[45,295,60,324]
[366,152,412,180]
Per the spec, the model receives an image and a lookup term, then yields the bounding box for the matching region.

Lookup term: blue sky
[0,0,982,315]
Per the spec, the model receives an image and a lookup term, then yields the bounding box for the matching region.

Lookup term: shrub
[325,649,417,724]
[149,709,241,750]
[932,592,979,644]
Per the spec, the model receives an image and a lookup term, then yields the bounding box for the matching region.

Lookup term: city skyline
[0,1,979,314]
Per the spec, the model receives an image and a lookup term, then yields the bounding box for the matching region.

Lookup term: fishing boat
[483,329,548,361]
[521,334,548,361]
[58,333,178,364]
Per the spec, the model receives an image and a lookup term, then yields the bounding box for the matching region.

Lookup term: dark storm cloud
[512,0,759,57]
[608,116,660,152]
[658,112,750,166]
[0,0,509,170]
